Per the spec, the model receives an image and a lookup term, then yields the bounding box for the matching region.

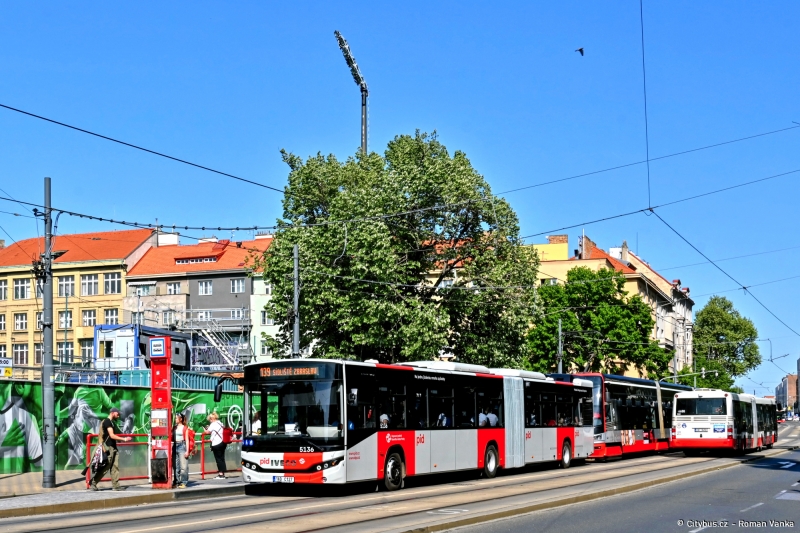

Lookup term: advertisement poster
[0,380,243,474]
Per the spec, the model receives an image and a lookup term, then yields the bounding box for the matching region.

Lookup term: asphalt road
[450,423,800,533]
[4,421,798,533]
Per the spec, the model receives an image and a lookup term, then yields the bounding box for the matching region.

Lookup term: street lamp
[334,30,369,154]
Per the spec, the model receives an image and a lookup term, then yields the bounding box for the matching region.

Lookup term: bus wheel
[482,445,499,478]
[384,453,404,491]
[560,441,572,469]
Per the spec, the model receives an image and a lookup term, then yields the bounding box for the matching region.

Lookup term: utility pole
[557,319,563,373]
[41,177,55,488]
[334,30,369,154]
[292,244,300,358]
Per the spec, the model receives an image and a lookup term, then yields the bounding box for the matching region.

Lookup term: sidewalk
[0,471,244,519]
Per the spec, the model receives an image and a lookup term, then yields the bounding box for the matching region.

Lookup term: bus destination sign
[260,366,320,378]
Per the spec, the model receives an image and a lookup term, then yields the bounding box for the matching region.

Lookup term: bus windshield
[261,380,343,441]
[676,398,727,416]
[580,375,605,435]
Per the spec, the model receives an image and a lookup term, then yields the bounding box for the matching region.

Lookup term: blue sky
[0,2,798,394]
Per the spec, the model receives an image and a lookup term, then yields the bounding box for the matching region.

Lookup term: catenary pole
[41,177,55,488]
[292,244,300,358]
[557,318,563,373]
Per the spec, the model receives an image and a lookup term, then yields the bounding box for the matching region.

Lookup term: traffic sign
[0,357,12,378]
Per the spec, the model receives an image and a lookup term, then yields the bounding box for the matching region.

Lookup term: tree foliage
[687,296,760,390]
[526,266,671,378]
[249,132,539,367]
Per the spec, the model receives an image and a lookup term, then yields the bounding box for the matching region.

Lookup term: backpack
[222,426,233,445]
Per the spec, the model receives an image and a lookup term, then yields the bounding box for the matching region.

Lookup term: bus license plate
[694,428,708,433]
[273,476,294,483]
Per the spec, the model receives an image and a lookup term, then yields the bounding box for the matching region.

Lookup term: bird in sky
[575,48,584,56]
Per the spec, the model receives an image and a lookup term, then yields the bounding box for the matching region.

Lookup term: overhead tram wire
[1,101,798,226]
[639,0,653,208]
[650,210,800,338]
[520,168,800,240]
[0,103,287,195]
[497,124,800,196]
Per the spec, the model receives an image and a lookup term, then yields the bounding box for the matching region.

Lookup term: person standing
[172,413,194,488]
[90,407,131,491]
[203,413,227,479]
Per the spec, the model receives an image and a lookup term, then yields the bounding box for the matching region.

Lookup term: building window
[231,279,245,294]
[231,308,244,320]
[80,339,94,364]
[0,280,7,300]
[265,284,272,295]
[0,314,5,331]
[35,280,44,298]
[58,276,75,297]
[196,311,211,321]
[131,312,144,325]
[261,341,271,357]
[167,282,181,295]
[0,345,6,358]
[105,309,119,325]
[162,311,176,326]
[14,313,27,330]
[13,344,28,366]
[81,274,99,296]
[198,280,213,296]
[136,284,153,296]
[439,279,454,290]
[57,342,74,364]
[83,310,96,327]
[260,311,275,326]
[59,310,73,329]
[34,343,43,365]
[176,257,217,264]
[36,312,43,330]
[13,279,31,300]
[104,273,121,294]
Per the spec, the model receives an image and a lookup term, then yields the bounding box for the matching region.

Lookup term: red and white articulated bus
[550,373,693,459]
[240,359,594,490]
[671,390,777,454]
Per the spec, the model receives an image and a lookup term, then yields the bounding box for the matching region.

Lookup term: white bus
[672,389,777,454]
[239,359,594,490]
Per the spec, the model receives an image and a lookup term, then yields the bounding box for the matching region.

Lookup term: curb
[0,484,245,519]
[397,446,798,533]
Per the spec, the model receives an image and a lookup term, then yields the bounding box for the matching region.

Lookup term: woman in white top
[203,413,227,479]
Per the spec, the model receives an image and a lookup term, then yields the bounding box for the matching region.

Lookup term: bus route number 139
[299,447,315,453]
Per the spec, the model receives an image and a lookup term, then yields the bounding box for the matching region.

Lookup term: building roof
[0,229,153,267]
[127,238,272,277]
[571,242,636,274]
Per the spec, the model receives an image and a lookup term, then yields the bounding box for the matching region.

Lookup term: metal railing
[84,433,150,488]
[199,431,242,479]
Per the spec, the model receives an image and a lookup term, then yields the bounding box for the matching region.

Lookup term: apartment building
[531,234,694,377]
[122,234,272,367]
[0,229,155,367]
[775,374,797,412]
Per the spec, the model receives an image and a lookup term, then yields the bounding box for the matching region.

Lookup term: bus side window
[525,389,539,428]
[411,387,428,429]
[541,394,556,427]
[455,386,476,428]
[556,395,573,427]
[429,388,454,428]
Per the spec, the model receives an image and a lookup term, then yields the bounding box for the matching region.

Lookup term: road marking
[779,462,796,469]
[689,527,708,533]
[792,482,799,487]
[740,502,763,512]
[427,508,469,515]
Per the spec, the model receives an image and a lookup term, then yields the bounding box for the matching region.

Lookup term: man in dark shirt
[90,407,131,491]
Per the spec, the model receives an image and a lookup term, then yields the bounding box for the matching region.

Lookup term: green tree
[249,131,539,367]
[686,296,760,390]
[526,266,671,378]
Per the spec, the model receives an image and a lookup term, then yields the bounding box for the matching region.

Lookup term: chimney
[581,235,596,259]
[547,234,569,245]
[672,279,681,289]
[0,239,4,249]
[621,240,629,263]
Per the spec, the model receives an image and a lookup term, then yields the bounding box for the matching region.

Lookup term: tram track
[1,450,762,533]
